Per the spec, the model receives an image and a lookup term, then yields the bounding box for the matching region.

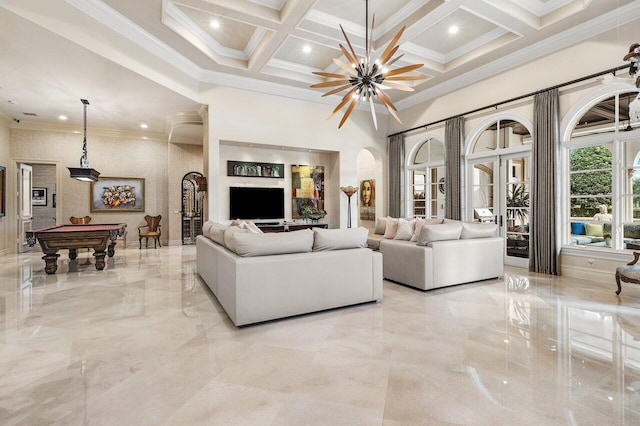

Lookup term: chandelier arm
[374,87,398,111]
[313,71,348,79]
[322,83,354,97]
[338,99,358,129]
[379,26,406,64]
[311,79,352,89]
[368,96,378,130]
[381,63,423,77]
[333,58,358,76]
[366,14,375,67]
[328,87,358,119]
[379,45,400,66]
[384,53,404,68]
[340,25,362,72]
[339,44,358,66]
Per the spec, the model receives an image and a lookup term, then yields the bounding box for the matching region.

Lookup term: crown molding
[10,121,166,141]
[444,27,510,63]
[396,1,640,110]
[510,0,575,17]
[66,0,202,79]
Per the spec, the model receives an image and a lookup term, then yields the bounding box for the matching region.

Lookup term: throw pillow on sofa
[570,221,586,235]
[209,223,227,245]
[374,217,387,235]
[234,229,314,257]
[460,222,498,239]
[312,227,368,251]
[394,218,415,240]
[585,223,604,237]
[223,225,249,252]
[410,218,444,242]
[383,217,399,239]
[416,222,463,245]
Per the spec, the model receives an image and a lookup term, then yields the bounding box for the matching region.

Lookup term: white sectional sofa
[196,222,383,326]
[376,218,503,291]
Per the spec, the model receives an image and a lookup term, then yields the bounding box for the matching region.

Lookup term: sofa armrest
[380,240,433,290]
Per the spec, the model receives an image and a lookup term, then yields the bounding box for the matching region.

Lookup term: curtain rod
[388,63,632,138]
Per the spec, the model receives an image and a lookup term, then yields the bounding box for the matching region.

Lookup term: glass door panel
[504,155,531,264]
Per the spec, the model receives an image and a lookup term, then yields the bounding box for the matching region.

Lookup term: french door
[17,163,33,253]
[469,152,531,267]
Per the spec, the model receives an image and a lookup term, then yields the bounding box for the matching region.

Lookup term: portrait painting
[359,179,375,221]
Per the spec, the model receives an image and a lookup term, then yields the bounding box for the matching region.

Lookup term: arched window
[408,137,445,218]
[564,89,639,250]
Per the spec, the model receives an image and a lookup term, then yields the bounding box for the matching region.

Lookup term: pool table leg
[42,252,60,274]
[94,250,107,270]
[107,242,116,257]
[69,248,78,260]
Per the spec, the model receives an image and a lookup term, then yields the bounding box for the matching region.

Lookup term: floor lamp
[340,186,358,228]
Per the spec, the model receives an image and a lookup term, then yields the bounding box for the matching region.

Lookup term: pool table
[33,224,127,274]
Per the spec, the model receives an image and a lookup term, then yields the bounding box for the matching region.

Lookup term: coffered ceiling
[1,0,639,134]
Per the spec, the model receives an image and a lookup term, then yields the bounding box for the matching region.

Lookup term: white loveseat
[196,222,383,326]
[378,219,504,291]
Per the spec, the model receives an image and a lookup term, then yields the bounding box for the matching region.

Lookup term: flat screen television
[229,187,284,220]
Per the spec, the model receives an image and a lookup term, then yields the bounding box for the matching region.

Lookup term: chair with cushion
[69,215,92,224]
[616,252,640,295]
[139,215,162,249]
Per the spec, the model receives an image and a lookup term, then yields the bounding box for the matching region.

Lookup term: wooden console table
[256,223,328,233]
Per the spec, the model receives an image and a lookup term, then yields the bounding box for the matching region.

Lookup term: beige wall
[11,128,170,247]
[168,142,203,244]
[0,117,11,254]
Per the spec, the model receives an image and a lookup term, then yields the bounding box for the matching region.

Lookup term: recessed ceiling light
[210,19,220,29]
[58,115,68,121]
[140,123,148,129]
[448,25,459,35]
[303,44,312,54]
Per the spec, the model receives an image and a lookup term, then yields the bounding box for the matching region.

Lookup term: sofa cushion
[223,225,249,252]
[417,222,463,245]
[234,229,314,257]
[312,227,368,251]
[394,219,415,241]
[209,223,227,245]
[585,223,603,237]
[461,222,498,239]
[374,217,387,235]
[202,221,214,239]
[383,217,399,239]
[571,221,586,235]
[624,224,640,239]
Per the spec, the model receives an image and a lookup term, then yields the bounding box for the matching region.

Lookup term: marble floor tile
[1,245,640,425]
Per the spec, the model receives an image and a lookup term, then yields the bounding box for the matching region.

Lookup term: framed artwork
[227,161,284,178]
[291,165,324,218]
[32,188,47,206]
[0,166,5,217]
[359,179,375,221]
[90,177,145,212]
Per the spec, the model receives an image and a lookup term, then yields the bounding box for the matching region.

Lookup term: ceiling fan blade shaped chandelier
[310,0,426,129]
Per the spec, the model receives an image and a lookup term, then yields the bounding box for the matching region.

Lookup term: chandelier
[68,99,100,182]
[310,0,426,129]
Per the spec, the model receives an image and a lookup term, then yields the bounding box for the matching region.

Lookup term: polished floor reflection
[1,245,640,425]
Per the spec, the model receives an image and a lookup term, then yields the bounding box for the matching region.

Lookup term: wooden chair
[616,252,640,294]
[69,216,92,224]
[138,215,162,249]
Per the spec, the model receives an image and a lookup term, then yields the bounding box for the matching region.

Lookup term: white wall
[202,86,388,228]
[219,144,337,225]
[357,149,376,231]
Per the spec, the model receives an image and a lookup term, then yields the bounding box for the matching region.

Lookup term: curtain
[389,134,405,218]
[445,116,464,220]
[529,88,559,275]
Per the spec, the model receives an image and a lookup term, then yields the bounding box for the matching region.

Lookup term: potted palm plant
[506,184,529,230]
